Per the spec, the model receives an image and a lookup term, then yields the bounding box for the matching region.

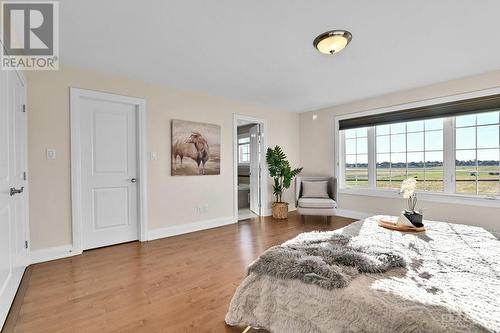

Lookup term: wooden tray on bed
[378,218,426,232]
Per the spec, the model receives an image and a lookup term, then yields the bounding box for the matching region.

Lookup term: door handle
[10,186,24,196]
[130,178,137,183]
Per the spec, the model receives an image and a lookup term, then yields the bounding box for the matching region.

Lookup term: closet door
[0,69,29,330]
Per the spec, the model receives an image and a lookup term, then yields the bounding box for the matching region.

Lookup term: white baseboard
[30,245,74,264]
[335,209,372,220]
[238,212,257,221]
[148,216,237,241]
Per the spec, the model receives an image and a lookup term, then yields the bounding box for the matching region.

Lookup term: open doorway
[233,115,267,221]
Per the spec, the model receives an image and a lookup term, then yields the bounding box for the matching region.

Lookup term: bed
[225,216,500,333]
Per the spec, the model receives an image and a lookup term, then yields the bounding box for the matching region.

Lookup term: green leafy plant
[266,146,303,203]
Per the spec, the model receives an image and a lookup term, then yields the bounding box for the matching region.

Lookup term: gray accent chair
[295,176,338,222]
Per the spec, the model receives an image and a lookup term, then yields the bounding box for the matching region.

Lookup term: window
[375,119,443,191]
[344,128,368,187]
[238,137,250,164]
[455,111,500,195]
[340,110,500,198]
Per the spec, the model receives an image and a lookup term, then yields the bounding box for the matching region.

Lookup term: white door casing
[0,69,29,330]
[233,114,268,219]
[249,124,261,215]
[71,89,147,253]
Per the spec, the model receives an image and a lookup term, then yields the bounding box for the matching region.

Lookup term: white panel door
[249,124,261,215]
[0,69,29,330]
[12,74,29,267]
[79,96,139,250]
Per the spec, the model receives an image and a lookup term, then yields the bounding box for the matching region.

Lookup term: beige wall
[27,66,300,250]
[300,70,500,232]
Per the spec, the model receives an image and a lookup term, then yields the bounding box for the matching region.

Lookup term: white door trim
[70,88,148,255]
[233,114,268,220]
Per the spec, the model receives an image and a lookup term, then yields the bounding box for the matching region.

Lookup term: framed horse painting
[171,119,221,176]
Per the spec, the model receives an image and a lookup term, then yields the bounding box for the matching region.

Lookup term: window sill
[338,187,500,208]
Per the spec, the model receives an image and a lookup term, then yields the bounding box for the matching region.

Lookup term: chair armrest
[295,176,303,206]
[329,177,338,202]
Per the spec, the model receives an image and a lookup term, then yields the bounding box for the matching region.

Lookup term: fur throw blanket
[248,233,406,289]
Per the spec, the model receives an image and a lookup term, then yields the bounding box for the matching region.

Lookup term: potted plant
[399,177,424,227]
[266,146,303,219]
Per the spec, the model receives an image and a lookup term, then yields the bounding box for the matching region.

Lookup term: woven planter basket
[272,202,289,219]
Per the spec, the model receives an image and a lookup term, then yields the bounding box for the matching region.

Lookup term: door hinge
[22,104,26,113]
[25,240,28,249]
[23,171,27,180]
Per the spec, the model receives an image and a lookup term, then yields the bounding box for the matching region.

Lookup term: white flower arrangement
[400,177,418,212]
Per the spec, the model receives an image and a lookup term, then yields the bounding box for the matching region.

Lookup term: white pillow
[301,181,329,198]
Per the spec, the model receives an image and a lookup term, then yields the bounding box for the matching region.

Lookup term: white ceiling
[60,0,500,113]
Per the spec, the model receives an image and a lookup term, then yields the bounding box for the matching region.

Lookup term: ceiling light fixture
[313,30,352,55]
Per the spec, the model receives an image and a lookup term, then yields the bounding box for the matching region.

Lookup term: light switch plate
[150,152,158,160]
[46,148,56,160]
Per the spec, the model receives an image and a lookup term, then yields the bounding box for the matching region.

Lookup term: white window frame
[238,134,251,165]
[335,87,500,208]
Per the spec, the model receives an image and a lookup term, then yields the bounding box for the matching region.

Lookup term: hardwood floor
[6,212,354,333]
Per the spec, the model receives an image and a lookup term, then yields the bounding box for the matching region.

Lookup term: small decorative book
[378,215,426,232]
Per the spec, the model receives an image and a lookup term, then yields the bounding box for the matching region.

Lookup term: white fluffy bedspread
[225,217,500,332]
